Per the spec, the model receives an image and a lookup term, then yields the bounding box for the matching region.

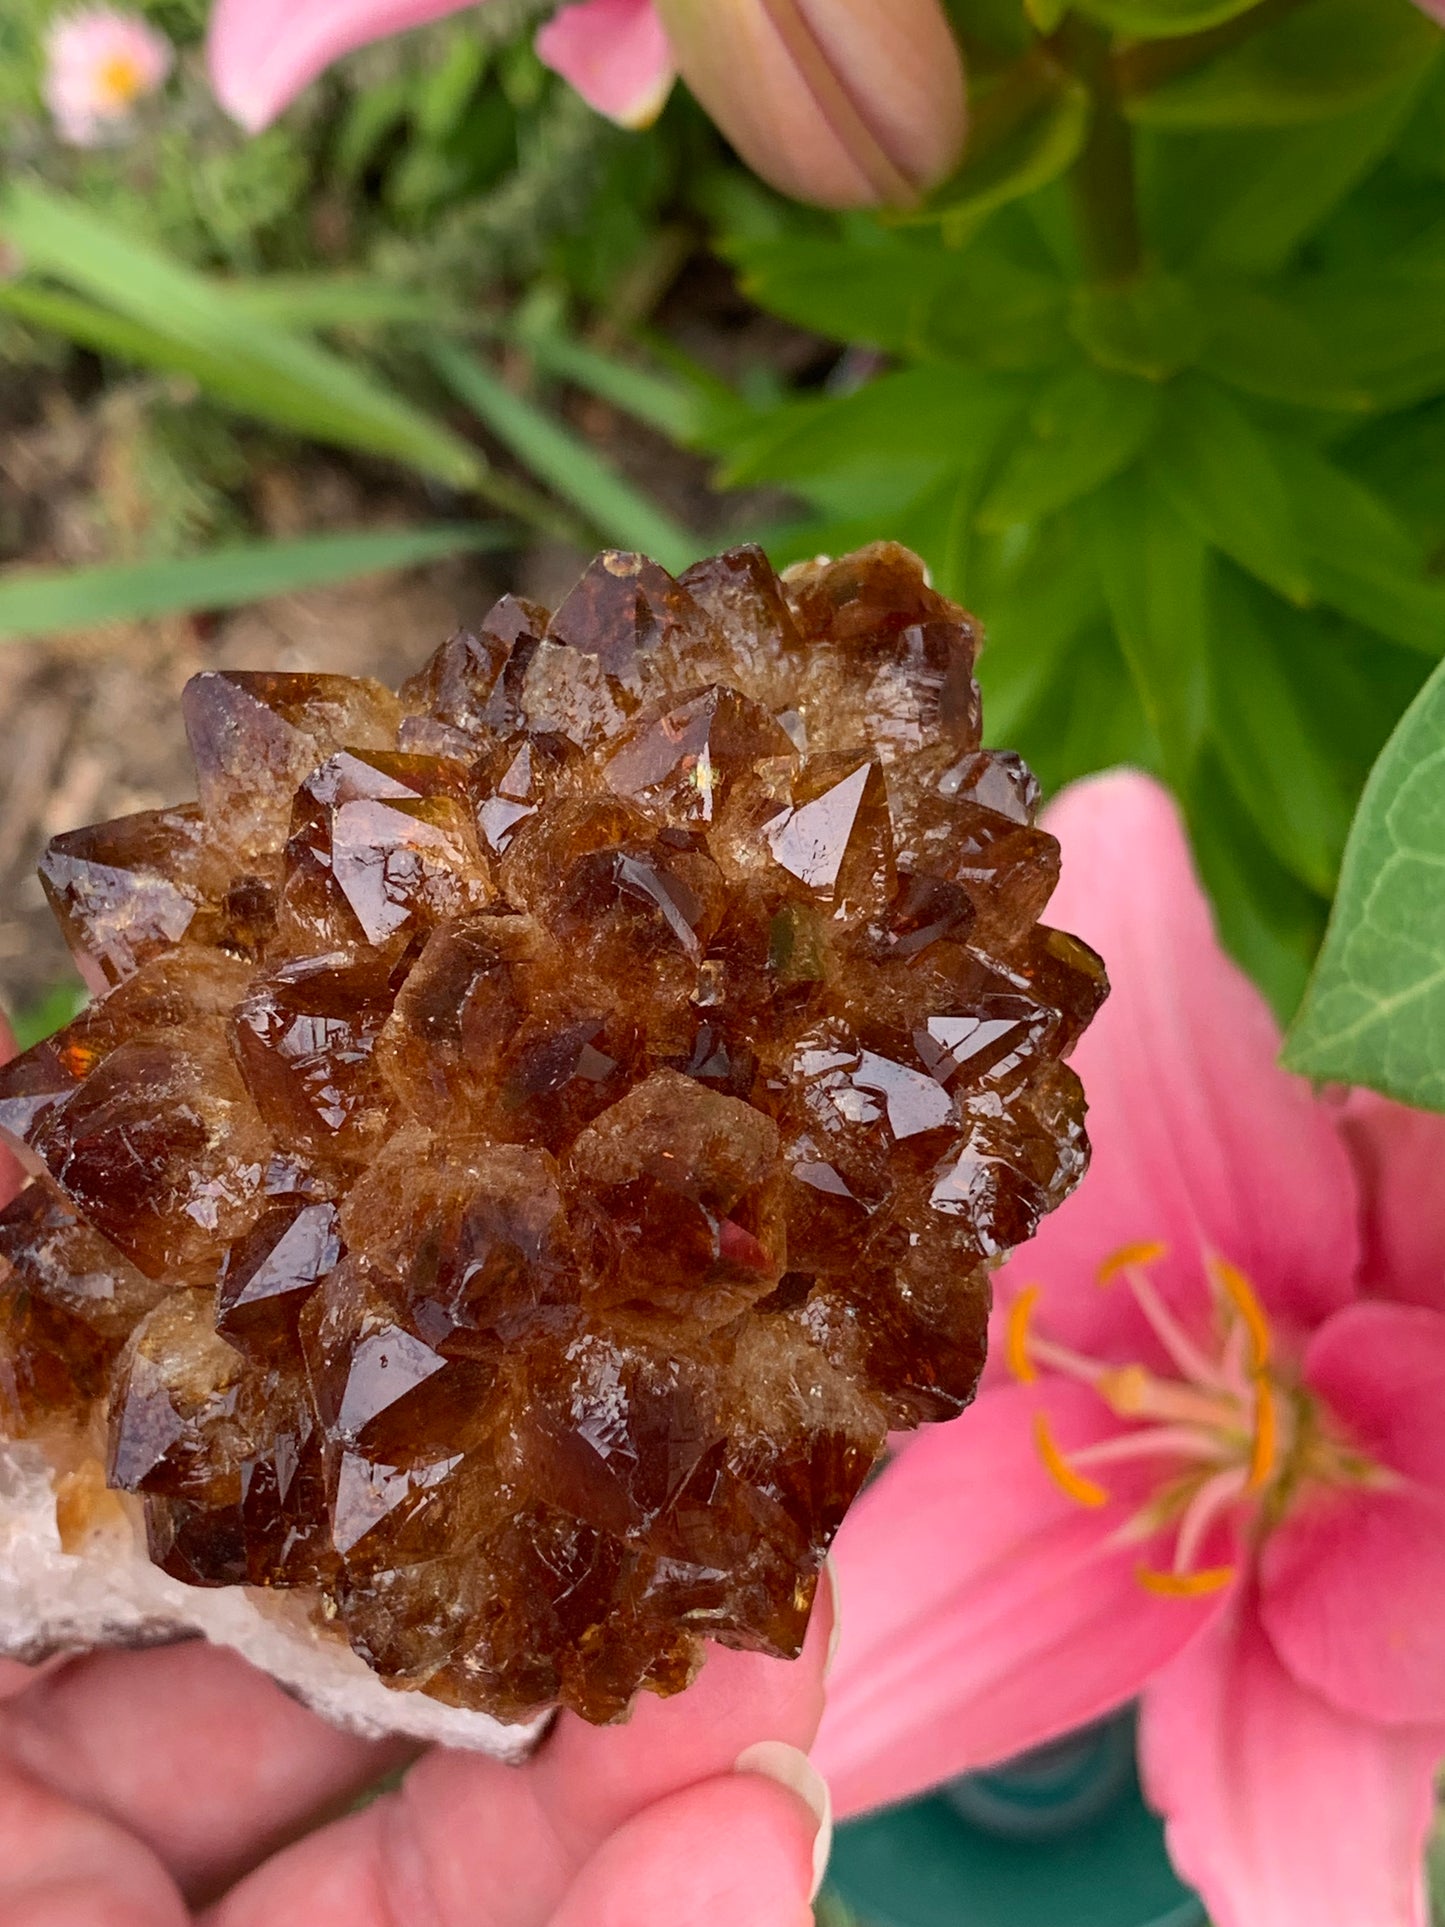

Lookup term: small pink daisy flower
[43,7,174,148]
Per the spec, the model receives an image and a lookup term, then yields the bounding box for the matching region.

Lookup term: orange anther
[1097,1240,1167,1286]
[1136,1562,1236,1598]
[1005,1285,1041,1385]
[1033,1411,1109,1509]
[1210,1256,1272,1373]
[1248,1373,1278,1492]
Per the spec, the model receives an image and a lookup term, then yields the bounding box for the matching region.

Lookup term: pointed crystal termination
[0,541,1106,1726]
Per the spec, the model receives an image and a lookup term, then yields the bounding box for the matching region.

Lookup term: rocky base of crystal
[0,1438,544,1755]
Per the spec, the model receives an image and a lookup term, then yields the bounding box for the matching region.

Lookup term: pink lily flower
[206,0,965,209]
[816,769,1445,1927]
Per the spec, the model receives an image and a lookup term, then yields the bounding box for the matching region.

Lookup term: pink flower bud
[43,7,173,148]
[652,0,966,208]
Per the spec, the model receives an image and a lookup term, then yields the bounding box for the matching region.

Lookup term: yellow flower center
[97,53,145,110]
[1006,1244,1381,1600]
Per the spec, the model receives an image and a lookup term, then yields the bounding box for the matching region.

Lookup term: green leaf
[913,53,1092,230]
[516,326,707,443]
[718,367,1030,514]
[1069,271,1207,380]
[223,276,478,332]
[972,512,1108,742]
[1144,68,1436,275]
[1090,471,1210,780]
[1196,281,1373,410]
[0,182,483,490]
[1285,652,1445,1106]
[1187,751,1328,1022]
[1006,621,1160,797]
[428,342,698,572]
[1279,270,1445,409]
[1271,438,1445,656]
[1077,0,1266,35]
[1206,567,1358,894]
[977,366,1159,530]
[1148,378,1311,601]
[0,526,510,644]
[730,232,1067,366]
[1126,0,1441,129]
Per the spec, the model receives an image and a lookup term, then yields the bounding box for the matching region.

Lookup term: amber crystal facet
[0,543,1106,1724]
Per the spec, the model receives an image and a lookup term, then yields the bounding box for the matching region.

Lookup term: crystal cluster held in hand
[0,543,1105,1724]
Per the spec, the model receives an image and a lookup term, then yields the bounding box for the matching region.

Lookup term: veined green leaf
[1126,0,1440,128]
[911,53,1091,230]
[1285,653,1445,1106]
[0,181,482,489]
[428,343,697,572]
[1148,378,1311,602]
[1091,472,1210,781]
[0,526,509,644]
[978,366,1159,530]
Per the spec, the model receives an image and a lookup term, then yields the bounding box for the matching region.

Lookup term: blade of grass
[0,524,510,644]
[516,326,706,443]
[429,342,699,572]
[224,275,480,332]
[0,180,482,490]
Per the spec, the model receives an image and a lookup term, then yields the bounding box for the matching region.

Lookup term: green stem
[1054,19,1142,287]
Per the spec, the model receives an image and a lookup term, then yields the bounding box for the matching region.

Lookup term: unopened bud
[653,0,966,208]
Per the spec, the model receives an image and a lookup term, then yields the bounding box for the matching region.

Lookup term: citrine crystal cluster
[0,543,1104,1725]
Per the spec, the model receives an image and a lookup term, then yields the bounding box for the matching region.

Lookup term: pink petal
[1338,1091,1445,1311]
[1141,1594,1443,1927]
[814,1379,1229,1818]
[536,0,676,129]
[1257,1305,1445,1725]
[1304,1301,1445,1490]
[206,0,474,131]
[994,772,1358,1372]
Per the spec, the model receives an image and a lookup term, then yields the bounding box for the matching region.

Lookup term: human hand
[0,1011,834,1927]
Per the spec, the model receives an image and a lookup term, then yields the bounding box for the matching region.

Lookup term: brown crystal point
[215,1200,342,1358]
[182,670,401,858]
[548,551,704,692]
[603,685,795,827]
[1,539,1106,1725]
[39,804,209,992]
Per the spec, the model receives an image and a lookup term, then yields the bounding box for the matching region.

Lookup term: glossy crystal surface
[0,543,1105,1723]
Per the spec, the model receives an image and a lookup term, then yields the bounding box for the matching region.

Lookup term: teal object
[827,1713,1205,1927]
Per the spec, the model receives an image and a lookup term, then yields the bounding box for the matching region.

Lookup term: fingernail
[823,1555,842,1680]
[735,1740,834,1901]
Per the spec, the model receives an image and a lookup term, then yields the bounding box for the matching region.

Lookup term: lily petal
[1338,1091,1445,1310]
[1141,1594,1442,1927]
[1256,1303,1445,1726]
[815,1379,1227,1818]
[997,772,1358,1370]
[207,0,474,131]
[536,0,676,129]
